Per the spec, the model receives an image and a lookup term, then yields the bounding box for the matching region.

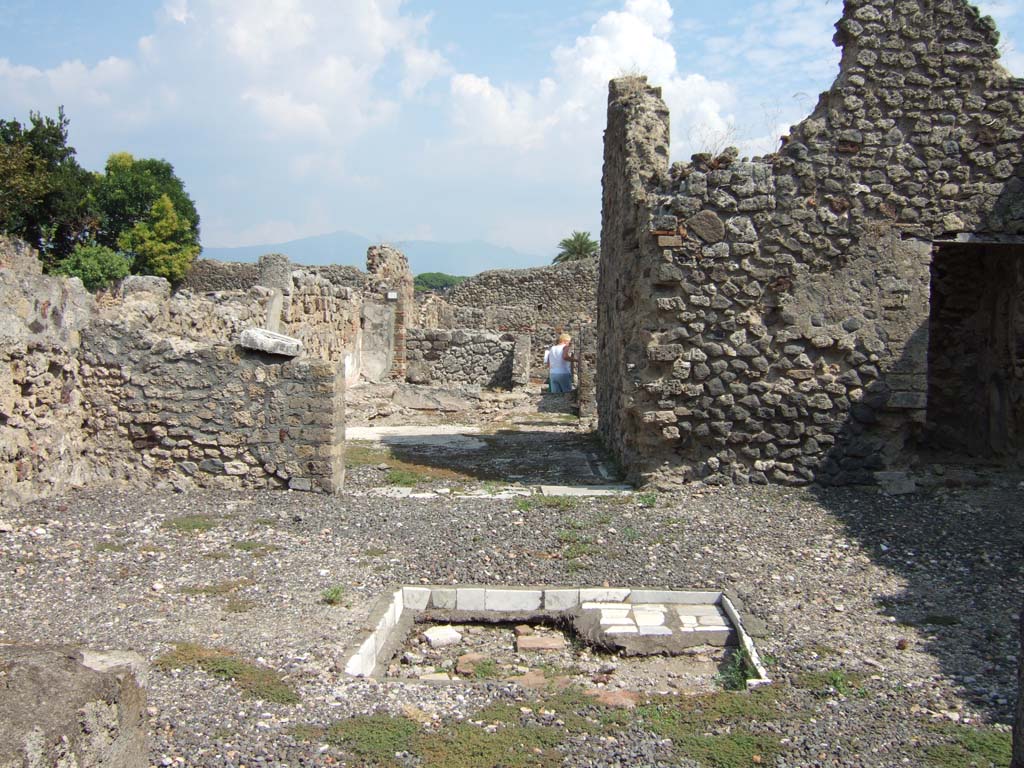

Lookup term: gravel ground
[1,466,1021,766]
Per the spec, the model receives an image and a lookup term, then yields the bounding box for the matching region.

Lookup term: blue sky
[2,0,1022,263]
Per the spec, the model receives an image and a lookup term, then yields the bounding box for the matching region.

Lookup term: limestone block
[238,328,303,357]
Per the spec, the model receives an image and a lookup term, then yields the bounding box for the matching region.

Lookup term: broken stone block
[238,328,303,357]
[424,625,462,648]
[455,653,488,675]
[516,635,566,652]
[0,645,147,768]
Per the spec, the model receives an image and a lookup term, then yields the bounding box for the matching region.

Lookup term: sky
[2,0,1023,264]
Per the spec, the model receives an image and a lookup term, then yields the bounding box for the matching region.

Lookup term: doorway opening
[926,241,1024,460]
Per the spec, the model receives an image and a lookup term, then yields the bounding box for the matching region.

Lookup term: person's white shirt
[545,343,571,374]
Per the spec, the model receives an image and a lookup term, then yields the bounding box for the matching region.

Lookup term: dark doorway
[926,242,1024,460]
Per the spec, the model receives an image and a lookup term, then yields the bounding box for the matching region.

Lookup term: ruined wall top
[447,258,598,318]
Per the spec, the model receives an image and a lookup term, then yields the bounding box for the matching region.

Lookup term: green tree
[0,108,96,268]
[54,242,131,291]
[553,231,599,263]
[414,272,467,292]
[92,152,200,251]
[118,194,200,283]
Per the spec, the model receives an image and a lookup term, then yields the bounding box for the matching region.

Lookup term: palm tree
[553,231,599,263]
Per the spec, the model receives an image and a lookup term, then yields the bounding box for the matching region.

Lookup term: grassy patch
[792,668,866,697]
[232,540,279,557]
[417,723,564,768]
[924,723,1011,767]
[472,659,500,679]
[163,514,219,533]
[181,578,255,596]
[637,689,784,767]
[387,468,425,486]
[717,648,754,691]
[363,547,388,558]
[321,584,348,605]
[324,715,419,766]
[345,442,392,466]
[636,492,657,508]
[154,643,298,704]
[348,440,474,484]
[224,598,256,613]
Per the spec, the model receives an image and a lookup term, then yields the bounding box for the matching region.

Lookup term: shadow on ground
[379,427,621,486]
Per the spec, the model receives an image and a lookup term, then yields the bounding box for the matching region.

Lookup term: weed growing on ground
[363,547,388,557]
[181,578,255,596]
[232,540,279,557]
[224,598,255,613]
[325,714,419,766]
[923,722,1011,767]
[717,647,754,691]
[636,492,657,508]
[637,689,784,767]
[387,468,424,486]
[155,643,298,704]
[793,668,866,697]
[163,514,219,533]
[472,659,499,679]
[321,585,347,605]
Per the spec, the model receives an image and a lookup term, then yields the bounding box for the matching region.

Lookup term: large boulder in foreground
[0,645,147,768]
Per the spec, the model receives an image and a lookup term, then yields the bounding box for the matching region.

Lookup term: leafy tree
[414,272,467,292]
[553,231,599,263]
[54,242,130,291]
[0,108,96,268]
[118,194,200,283]
[92,152,200,251]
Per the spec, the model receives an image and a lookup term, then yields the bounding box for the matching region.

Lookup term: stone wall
[79,322,344,493]
[181,259,369,293]
[405,328,517,389]
[419,260,598,376]
[447,258,598,318]
[179,258,259,292]
[599,0,1024,488]
[1,241,345,508]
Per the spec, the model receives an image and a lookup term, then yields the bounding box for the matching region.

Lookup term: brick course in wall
[599,0,1024,488]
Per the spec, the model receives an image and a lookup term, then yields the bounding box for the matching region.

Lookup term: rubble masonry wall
[405,328,517,389]
[599,0,1024,487]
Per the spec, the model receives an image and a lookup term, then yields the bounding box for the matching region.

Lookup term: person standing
[544,333,574,393]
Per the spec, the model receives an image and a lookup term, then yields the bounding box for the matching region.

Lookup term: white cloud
[163,0,192,24]
[448,0,735,160]
[241,88,330,139]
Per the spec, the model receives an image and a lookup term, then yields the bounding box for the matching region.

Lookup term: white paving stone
[639,626,673,636]
[632,610,666,627]
[599,609,633,625]
[544,589,579,611]
[430,588,456,609]
[579,588,631,603]
[456,588,486,611]
[485,588,542,611]
[402,587,431,610]
[605,625,638,634]
[539,484,633,497]
[424,625,462,648]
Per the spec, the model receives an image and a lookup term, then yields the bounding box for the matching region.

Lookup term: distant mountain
[200,230,548,276]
